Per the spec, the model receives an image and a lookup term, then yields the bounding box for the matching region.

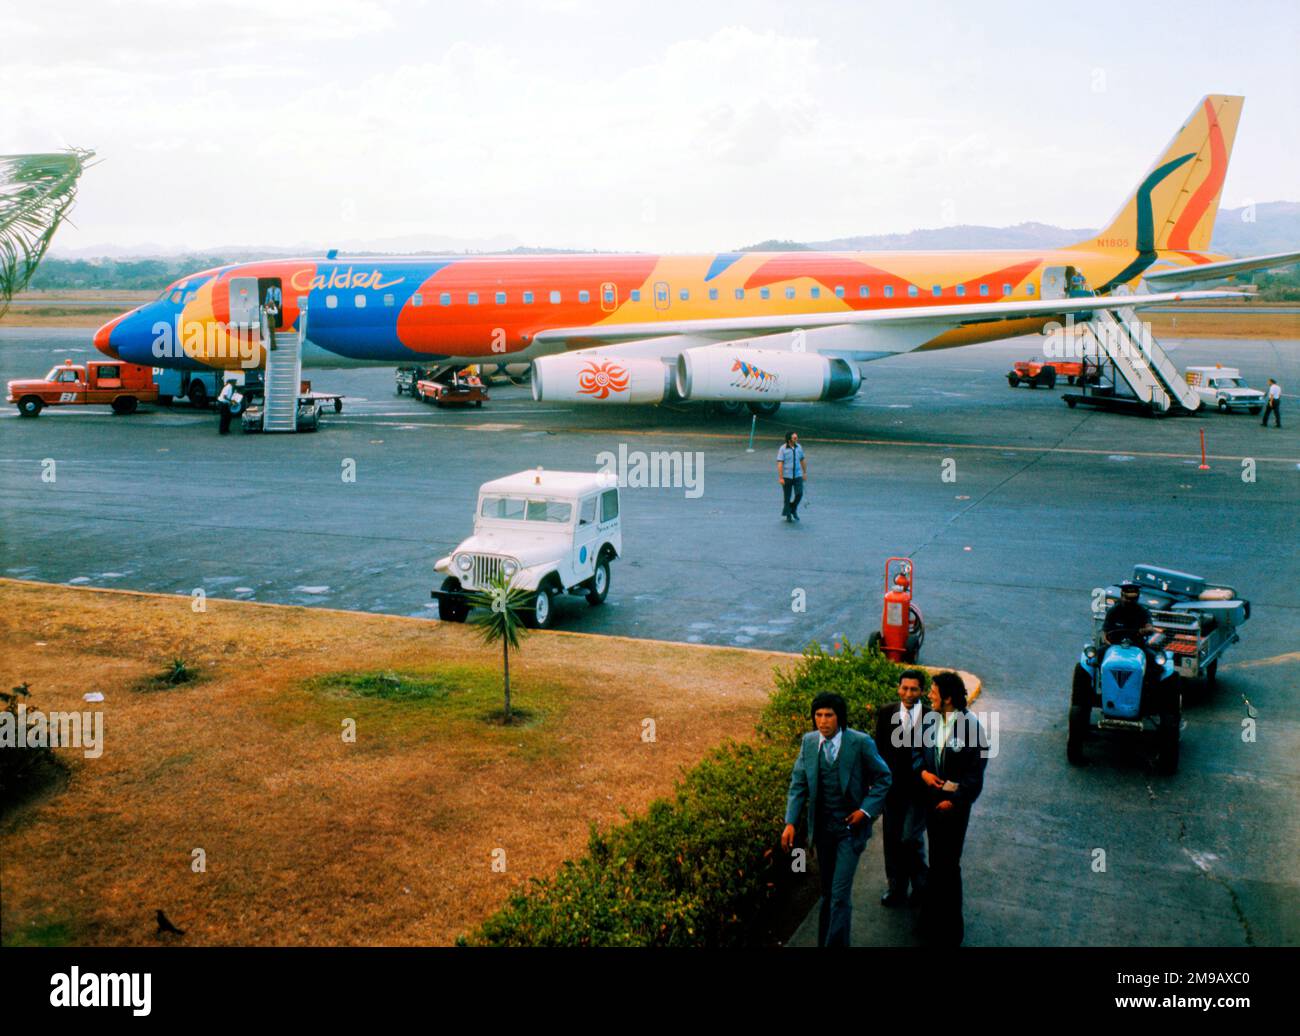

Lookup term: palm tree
[469,572,532,723]
[0,149,95,318]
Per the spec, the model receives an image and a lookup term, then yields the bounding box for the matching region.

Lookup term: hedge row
[469,641,922,947]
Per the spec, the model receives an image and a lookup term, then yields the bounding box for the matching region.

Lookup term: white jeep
[432,469,622,629]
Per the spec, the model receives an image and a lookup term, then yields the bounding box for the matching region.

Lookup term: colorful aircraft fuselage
[93,94,1245,374]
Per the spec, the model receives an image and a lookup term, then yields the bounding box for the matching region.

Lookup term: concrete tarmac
[2,325,1297,946]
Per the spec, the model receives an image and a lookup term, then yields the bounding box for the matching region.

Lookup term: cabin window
[579,290,590,303]
[1002,283,1012,295]
[734,288,745,300]
[859,285,870,298]
[467,292,478,305]
[603,287,615,304]
[326,295,338,309]
[655,285,668,303]
[785,287,796,300]
[440,292,451,306]
[979,284,989,297]
[760,287,771,300]
[679,289,689,301]
[355,294,367,308]
[550,290,561,304]
[810,286,821,299]
[908,285,919,298]
[932,285,942,297]
[412,293,423,306]
[956,285,966,297]
[1026,283,1036,296]
[708,288,718,301]
[496,291,507,304]
[883,285,894,299]
[835,286,844,298]
[630,289,641,302]
[523,291,534,304]
[383,293,395,306]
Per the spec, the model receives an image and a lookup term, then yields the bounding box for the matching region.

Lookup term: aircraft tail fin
[1083,95,1243,255]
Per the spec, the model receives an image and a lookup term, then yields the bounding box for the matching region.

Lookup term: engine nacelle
[532,353,672,404]
[676,347,861,402]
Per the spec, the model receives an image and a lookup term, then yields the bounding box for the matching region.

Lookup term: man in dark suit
[915,671,988,947]
[874,669,931,907]
[782,691,892,947]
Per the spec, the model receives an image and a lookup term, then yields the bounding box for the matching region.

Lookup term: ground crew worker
[217,378,243,435]
[777,431,807,522]
[1262,378,1282,428]
[1102,581,1159,687]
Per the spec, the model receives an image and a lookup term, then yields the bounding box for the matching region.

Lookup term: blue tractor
[1067,565,1251,775]
[1068,574,1180,773]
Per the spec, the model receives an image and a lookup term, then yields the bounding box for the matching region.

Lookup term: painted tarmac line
[334,419,1300,465]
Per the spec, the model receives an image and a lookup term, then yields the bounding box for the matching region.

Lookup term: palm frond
[0,148,96,317]
[468,573,531,651]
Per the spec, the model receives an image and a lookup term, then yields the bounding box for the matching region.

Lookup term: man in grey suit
[782,691,893,947]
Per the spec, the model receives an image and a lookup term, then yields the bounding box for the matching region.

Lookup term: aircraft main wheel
[586,559,610,606]
[18,396,43,417]
[714,401,747,416]
[747,401,781,417]
[112,396,138,415]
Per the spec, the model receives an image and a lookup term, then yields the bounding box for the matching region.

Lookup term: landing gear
[747,401,781,417]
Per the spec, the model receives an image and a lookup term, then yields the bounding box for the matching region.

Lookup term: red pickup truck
[8,359,159,417]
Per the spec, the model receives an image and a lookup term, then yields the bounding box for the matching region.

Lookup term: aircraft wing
[532,289,1249,354]
[1142,250,1300,289]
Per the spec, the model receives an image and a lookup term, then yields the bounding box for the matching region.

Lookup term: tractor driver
[1101,582,1161,686]
[1102,582,1155,646]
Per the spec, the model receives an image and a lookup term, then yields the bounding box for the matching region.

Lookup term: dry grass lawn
[0,579,790,946]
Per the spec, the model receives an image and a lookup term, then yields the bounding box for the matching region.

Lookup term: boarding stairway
[1071,305,1201,415]
[260,309,303,432]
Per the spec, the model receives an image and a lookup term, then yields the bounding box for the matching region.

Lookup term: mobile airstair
[1063,306,1202,417]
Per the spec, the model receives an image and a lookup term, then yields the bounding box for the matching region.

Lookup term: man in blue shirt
[776,431,808,523]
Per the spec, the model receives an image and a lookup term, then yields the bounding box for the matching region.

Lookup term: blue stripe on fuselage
[305,261,454,360]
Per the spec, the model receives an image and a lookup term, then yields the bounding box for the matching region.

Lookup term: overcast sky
[4,0,1297,254]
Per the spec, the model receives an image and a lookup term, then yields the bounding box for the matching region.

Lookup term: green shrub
[470,639,917,946]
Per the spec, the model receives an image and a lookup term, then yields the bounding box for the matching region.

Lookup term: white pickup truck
[1184,366,1265,414]
[432,468,622,629]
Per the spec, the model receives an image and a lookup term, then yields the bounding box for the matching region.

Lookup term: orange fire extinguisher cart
[868,557,924,663]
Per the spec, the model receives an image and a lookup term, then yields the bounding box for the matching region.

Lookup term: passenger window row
[316,281,1037,309]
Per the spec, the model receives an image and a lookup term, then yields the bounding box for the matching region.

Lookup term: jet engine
[675,347,861,402]
[531,353,672,404]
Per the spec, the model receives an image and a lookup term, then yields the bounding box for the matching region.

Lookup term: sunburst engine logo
[730,358,779,392]
[577,359,630,399]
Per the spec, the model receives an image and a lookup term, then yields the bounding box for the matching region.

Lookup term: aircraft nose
[94,317,121,358]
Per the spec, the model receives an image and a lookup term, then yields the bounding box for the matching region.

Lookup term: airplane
[94,94,1298,416]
